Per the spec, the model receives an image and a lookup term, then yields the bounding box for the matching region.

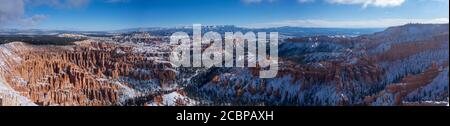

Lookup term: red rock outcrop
[1,41,177,106]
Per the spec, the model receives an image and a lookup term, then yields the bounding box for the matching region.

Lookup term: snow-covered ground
[0,42,24,73]
[111,80,139,103]
[146,91,197,106]
[1,42,36,106]
[0,77,37,106]
[0,77,10,91]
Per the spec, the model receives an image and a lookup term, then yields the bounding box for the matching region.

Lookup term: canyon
[0,24,448,106]
[1,40,178,106]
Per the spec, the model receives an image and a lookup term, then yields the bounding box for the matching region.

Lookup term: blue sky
[0,0,448,31]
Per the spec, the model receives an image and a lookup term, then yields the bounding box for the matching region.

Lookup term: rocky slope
[0,40,178,106]
[184,24,449,106]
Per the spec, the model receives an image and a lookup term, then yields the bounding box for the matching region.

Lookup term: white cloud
[0,0,94,27]
[241,0,277,4]
[19,15,48,26]
[105,0,130,3]
[0,0,49,27]
[242,0,407,7]
[0,0,26,26]
[25,0,90,8]
[243,18,449,28]
[425,0,448,3]
[1,0,131,27]
[298,0,315,3]
[326,0,405,8]
[242,0,263,4]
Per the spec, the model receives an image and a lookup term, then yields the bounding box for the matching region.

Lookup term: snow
[422,101,448,105]
[11,76,28,86]
[147,91,196,106]
[162,92,184,105]
[0,42,24,72]
[311,42,319,48]
[96,78,138,103]
[0,43,37,106]
[132,45,171,54]
[115,48,126,54]
[111,81,138,102]
[0,77,37,106]
[0,78,10,91]
[405,68,449,102]
[0,47,11,71]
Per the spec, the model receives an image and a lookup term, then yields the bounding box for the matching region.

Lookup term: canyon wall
[1,41,177,106]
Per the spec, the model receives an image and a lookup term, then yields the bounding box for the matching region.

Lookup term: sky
[0,0,448,31]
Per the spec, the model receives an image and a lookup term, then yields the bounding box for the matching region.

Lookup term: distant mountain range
[114,25,384,37]
[0,25,384,38]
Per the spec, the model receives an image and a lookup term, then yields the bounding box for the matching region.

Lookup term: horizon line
[1,22,448,32]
